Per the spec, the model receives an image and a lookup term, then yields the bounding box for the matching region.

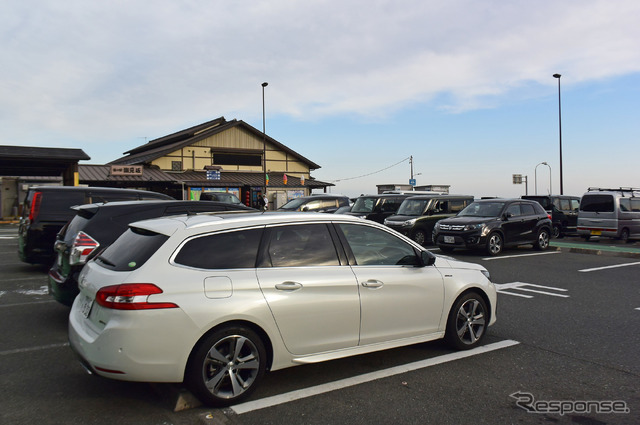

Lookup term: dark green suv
[384,195,474,245]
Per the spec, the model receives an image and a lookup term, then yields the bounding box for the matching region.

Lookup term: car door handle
[361,280,384,288]
[275,281,303,291]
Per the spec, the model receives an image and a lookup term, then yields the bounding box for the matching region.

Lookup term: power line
[329,157,411,183]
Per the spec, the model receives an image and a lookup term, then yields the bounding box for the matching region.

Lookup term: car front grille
[438,224,466,231]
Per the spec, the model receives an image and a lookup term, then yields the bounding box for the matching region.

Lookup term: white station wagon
[69,212,497,406]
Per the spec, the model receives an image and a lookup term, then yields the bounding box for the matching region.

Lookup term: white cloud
[1,0,639,174]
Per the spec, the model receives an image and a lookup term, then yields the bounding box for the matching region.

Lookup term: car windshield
[280,198,307,210]
[396,199,430,216]
[217,193,242,204]
[351,197,377,213]
[458,202,506,217]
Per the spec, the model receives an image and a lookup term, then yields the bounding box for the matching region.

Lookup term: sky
[1,0,639,199]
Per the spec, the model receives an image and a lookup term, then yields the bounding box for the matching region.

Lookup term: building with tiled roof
[107,116,332,207]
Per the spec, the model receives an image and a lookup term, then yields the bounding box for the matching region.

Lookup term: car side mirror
[503,212,512,220]
[420,251,436,267]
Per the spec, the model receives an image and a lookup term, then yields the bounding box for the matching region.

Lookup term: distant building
[105,116,332,208]
[376,184,450,194]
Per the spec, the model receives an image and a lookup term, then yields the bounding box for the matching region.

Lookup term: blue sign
[206,170,221,180]
[409,179,416,186]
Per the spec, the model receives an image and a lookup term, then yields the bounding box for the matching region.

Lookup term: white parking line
[231,339,520,415]
[494,282,569,298]
[0,342,70,356]
[483,251,561,261]
[578,262,640,272]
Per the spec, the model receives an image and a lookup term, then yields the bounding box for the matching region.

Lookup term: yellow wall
[150,126,312,175]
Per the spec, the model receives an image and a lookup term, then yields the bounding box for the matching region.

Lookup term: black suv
[48,200,255,306]
[277,194,350,213]
[433,198,552,255]
[384,195,474,245]
[522,195,581,238]
[18,186,173,264]
[344,194,409,223]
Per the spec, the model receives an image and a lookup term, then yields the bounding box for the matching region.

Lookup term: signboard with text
[110,165,143,176]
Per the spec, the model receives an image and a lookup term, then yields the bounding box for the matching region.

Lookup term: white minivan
[577,187,640,242]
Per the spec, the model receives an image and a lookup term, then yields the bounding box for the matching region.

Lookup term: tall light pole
[261,82,268,196]
[535,162,552,195]
[553,74,563,195]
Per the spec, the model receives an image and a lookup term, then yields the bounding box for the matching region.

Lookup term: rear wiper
[97,255,116,267]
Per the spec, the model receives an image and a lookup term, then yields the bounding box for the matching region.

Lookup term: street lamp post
[261,82,268,197]
[553,74,563,195]
[535,162,552,195]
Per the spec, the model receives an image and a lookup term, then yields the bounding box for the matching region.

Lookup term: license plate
[80,295,93,318]
[444,236,455,244]
[590,230,601,236]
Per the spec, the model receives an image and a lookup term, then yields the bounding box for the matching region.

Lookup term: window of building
[213,153,261,167]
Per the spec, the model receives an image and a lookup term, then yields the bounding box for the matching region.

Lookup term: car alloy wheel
[413,230,426,245]
[552,224,562,239]
[186,326,266,406]
[535,229,550,251]
[486,232,503,256]
[445,292,488,350]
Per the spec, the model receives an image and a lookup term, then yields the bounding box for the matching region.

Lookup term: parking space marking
[0,342,70,356]
[482,251,561,261]
[494,282,569,298]
[231,339,520,415]
[0,300,56,308]
[578,261,640,272]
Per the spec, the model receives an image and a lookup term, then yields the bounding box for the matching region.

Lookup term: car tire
[552,224,562,239]
[445,292,488,350]
[485,232,503,256]
[185,325,266,407]
[413,230,426,245]
[620,228,630,243]
[534,228,550,251]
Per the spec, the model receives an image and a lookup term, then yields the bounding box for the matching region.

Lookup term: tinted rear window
[41,191,85,213]
[580,195,614,212]
[96,227,169,271]
[173,228,263,269]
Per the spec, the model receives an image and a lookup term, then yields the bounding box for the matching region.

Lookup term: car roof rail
[587,187,640,197]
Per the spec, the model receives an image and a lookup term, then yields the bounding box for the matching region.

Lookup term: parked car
[433,198,552,255]
[18,186,173,264]
[334,205,353,214]
[344,194,410,223]
[69,212,497,407]
[577,187,640,242]
[277,194,350,213]
[385,195,474,245]
[48,200,255,306]
[199,192,244,205]
[522,195,581,238]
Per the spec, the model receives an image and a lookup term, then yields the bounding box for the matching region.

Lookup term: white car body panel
[68,212,497,384]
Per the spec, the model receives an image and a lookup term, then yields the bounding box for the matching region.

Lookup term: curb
[550,242,640,259]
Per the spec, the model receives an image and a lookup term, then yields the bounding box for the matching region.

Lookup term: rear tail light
[70,231,100,265]
[95,284,178,310]
[29,191,43,221]
[548,214,552,220]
